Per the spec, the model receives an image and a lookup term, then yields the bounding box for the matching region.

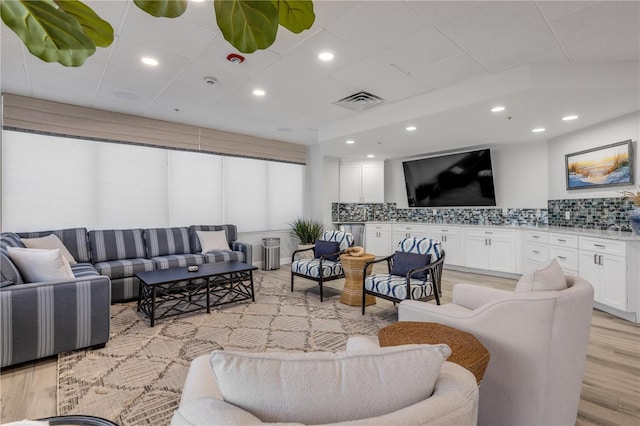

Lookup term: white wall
[384,141,549,208]
[548,111,640,200]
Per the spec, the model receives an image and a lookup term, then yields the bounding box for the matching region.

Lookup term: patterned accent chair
[291,230,354,302]
[362,237,445,314]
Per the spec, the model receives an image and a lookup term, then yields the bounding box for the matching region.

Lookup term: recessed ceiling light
[318,52,334,61]
[191,0,206,2]
[491,106,505,112]
[532,127,546,133]
[141,57,158,66]
[346,140,355,144]
[562,115,578,121]
[406,126,417,131]
[253,89,266,96]
[367,154,375,158]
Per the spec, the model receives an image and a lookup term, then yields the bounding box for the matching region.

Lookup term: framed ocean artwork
[565,140,633,190]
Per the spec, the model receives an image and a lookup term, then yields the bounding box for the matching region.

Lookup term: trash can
[262,237,280,270]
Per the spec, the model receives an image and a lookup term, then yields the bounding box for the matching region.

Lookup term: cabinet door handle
[599,255,603,265]
[444,235,447,242]
[532,235,540,239]
[485,231,493,235]
[532,250,540,254]
[557,239,566,243]
[593,254,598,264]
[557,256,567,260]
[594,244,606,249]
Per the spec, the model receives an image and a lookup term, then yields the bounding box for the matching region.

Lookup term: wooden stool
[339,253,376,306]
[378,321,490,384]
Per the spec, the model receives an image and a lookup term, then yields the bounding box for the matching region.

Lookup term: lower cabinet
[391,224,429,249]
[430,225,462,266]
[365,224,392,257]
[464,228,516,273]
[578,236,628,312]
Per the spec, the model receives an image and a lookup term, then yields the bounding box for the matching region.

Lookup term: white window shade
[97,143,168,229]
[223,157,268,232]
[169,150,223,226]
[267,162,304,230]
[2,131,99,231]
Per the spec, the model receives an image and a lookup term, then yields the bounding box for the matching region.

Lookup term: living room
[1,1,639,425]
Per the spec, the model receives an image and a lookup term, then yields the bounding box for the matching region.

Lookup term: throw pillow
[390,251,431,280]
[515,258,567,292]
[7,247,75,283]
[314,239,340,261]
[196,230,230,252]
[21,234,77,264]
[210,343,451,424]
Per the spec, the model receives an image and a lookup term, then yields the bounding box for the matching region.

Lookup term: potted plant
[622,185,640,234]
[289,218,324,258]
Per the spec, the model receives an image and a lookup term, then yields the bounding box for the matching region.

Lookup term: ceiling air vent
[333,91,384,112]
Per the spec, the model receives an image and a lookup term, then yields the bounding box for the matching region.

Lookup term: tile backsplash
[332,197,635,232]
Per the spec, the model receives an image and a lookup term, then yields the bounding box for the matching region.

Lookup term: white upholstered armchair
[398,264,594,426]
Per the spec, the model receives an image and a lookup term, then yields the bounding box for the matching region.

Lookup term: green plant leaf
[134,0,187,18]
[277,0,314,34]
[214,0,279,53]
[1,0,96,66]
[54,0,114,47]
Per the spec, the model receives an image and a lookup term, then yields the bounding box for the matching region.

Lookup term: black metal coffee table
[135,261,258,326]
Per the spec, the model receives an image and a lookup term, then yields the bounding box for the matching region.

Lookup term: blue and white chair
[291,230,354,302]
[362,237,445,314]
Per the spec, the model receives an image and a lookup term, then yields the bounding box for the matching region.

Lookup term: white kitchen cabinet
[548,233,578,276]
[365,223,392,257]
[464,228,517,273]
[391,224,429,248]
[339,161,384,203]
[578,236,627,311]
[430,225,463,266]
[524,230,550,274]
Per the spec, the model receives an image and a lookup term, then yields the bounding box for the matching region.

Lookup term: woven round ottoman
[378,321,490,384]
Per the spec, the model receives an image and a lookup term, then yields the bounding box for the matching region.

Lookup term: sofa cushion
[390,251,431,280]
[291,258,342,278]
[196,230,230,252]
[365,273,436,300]
[94,258,156,279]
[190,225,238,253]
[7,247,75,283]
[210,343,451,424]
[200,251,244,263]
[151,254,207,270]
[21,234,77,264]
[17,228,91,263]
[145,227,191,257]
[1,253,22,286]
[515,259,567,292]
[89,229,146,262]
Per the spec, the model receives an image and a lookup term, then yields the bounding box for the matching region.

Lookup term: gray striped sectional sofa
[0,224,251,367]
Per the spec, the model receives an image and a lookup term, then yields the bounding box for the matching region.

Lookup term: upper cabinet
[339,161,384,203]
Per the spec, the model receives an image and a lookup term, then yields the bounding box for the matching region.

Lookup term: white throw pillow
[7,248,75,283]
[515,258,567,292]
[21,234,77,264]
[210,343,451,424]
[197,230,230,252]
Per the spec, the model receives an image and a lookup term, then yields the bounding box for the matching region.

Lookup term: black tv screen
[402,149,497,207]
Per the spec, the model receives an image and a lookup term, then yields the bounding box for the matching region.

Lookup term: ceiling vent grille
[333,91,384,112]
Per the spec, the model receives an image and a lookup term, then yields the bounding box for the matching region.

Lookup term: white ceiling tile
[92,97,149,116]
[107,37,191,74]
[377,26,464,72]
[406,1,484,26]
[412,54,488,89]
[323,2,427,55]
[194,35,281,78]
[1,59,28,88]
[31,84,96,106]
[28,67,99,96]
[468,22,565,71]
[119,5,215,58]
[179,0,219,31]
[550,2,640,60]
[437,1,546,49]
[535,1,600,21]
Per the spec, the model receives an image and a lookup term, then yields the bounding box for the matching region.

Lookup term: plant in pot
[289,218,324,259]
[621,185,640,234]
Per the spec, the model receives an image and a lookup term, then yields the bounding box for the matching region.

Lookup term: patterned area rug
[57,271,397,425]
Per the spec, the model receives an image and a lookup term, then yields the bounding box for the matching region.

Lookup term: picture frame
[565,140,634,190]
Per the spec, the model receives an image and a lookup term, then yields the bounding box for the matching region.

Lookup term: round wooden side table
[339,253,376,306]
[378,321,490,384]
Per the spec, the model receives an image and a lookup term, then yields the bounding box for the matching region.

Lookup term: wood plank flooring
[1,268,639,425]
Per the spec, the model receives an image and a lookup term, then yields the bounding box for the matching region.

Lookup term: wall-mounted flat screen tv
[402,149,497,207]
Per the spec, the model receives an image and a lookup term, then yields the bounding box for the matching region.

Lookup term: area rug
[57,272,397,425]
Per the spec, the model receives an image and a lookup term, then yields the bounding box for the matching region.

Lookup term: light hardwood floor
[1,268,639,425]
